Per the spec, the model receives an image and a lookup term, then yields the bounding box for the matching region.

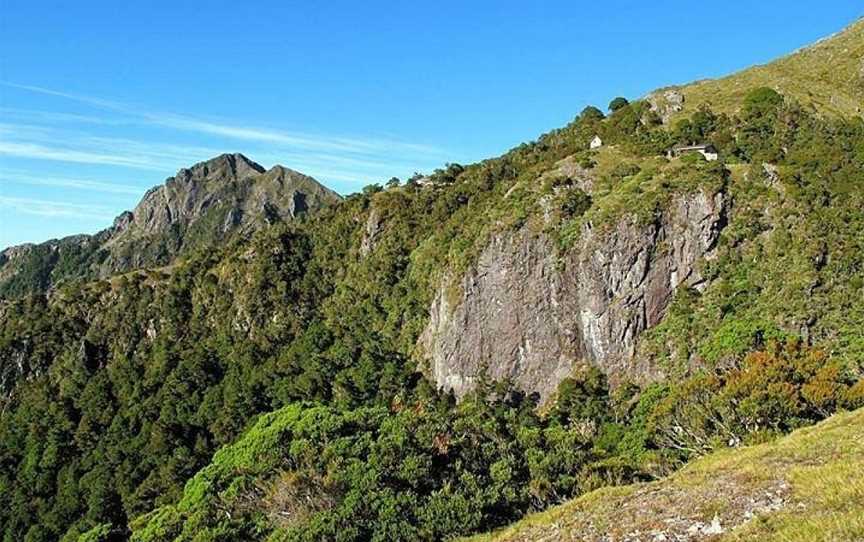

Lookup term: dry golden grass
[658,18,864,121]
[464,408,864,542]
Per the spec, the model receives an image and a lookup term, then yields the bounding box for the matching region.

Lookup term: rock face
[420,230,575,399]
[647,89,686,123]
[0,154,341,298]
[360,207,383,256]
[420,189,726,401]
[111,153,266,238]
[109,155,337,242]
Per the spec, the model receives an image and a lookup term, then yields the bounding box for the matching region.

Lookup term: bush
[559,189,592,219]
[742,87,784,120]
[648,340,860,456]
[580,106,605,122]
[609,97,630,112]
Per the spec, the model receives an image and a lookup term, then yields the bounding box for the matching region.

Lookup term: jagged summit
[117,153,338,239]
[173,153,266,185]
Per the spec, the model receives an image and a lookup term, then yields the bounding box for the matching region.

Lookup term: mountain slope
[419,16,864,402]
[647,17,864,121]
[465,407,864,542]
[0,153,340,298]
[0,18,863,542]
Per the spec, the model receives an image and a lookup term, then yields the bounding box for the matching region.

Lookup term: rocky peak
[173,153,265,186]
[115,154,338,240]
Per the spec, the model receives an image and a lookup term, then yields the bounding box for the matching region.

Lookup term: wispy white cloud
[0,122,228,171]
[3,81,449,158]
[145,113,446,157]
[0,195,115,220]
[0,141,167,170]
[0,106,128,126]
[0,169,144,195]
[2,82,129,112]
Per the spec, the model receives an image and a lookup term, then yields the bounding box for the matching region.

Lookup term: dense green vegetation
[0,237,107,299]
[128,341,861,542]
[1,83,863,542]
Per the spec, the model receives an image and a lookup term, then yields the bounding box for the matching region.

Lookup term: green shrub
[609,97,630,112]
[649,340,860,456]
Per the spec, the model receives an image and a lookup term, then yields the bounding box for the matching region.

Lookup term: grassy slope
[465,408,864,542]
[661,17,864,120]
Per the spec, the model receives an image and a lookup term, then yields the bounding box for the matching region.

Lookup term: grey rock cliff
[112,153,266,238]
[420,188,726,401]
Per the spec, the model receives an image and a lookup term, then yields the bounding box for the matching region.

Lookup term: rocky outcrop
[647,89,685,123]
[360,207,383,256]
[420,189,726,401]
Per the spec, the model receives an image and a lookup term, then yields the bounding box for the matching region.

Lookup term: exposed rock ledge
[419,189,726,402]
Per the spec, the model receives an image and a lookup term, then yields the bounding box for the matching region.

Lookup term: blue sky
[1,1,861,248]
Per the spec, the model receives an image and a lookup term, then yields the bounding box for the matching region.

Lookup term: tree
[742,87,783,121]
[560,189,592,219]
[738,87,785,160]
[553,367,610,425]
[580,106,605,122]
[362,183,383,195]
[608,97,629,112]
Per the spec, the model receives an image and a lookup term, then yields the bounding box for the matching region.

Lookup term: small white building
[590,135,603,149]
[669,143,718,161]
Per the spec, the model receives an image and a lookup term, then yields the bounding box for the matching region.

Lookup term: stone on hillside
[648,89,685,123]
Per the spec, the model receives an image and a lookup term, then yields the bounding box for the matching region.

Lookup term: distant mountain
[0,153,340,297]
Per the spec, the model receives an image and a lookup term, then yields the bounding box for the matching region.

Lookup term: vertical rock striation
[420,189,726,401]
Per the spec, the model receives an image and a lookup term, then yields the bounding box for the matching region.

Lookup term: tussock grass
[464,408,864,542]
[666,18,864,121]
